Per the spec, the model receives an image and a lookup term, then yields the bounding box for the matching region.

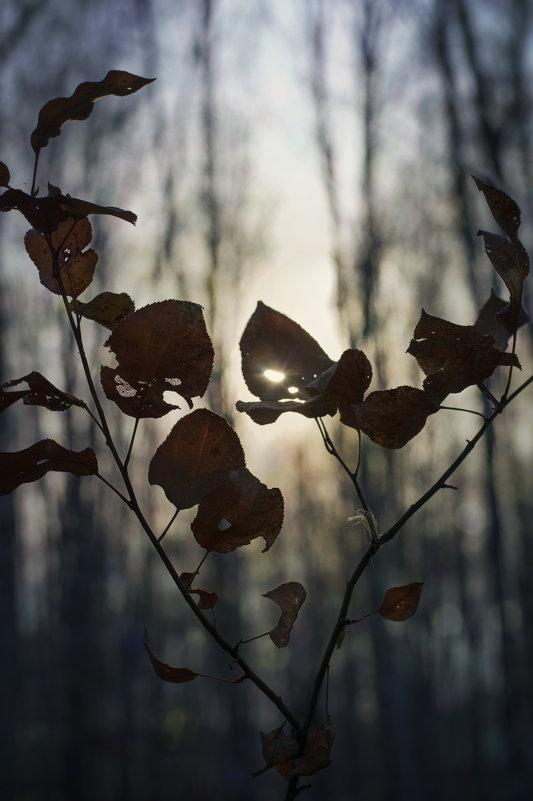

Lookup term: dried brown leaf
[102,300,213,418]
[149,409,246,511]
[277,719,334,779]
[477,229,529,332]
[352,386,437,448]
[307,348,372,405]
[263,582,307,648]
[143,628,198,683]
[0,372,84,413]
[255,726,299,775]
[25,216,97,298]
[0,162,10,187]
[235,395,337,425]
[0,439,98,495]
[240,301,334,400]
[1,189,69,234]
[473,176,522,241]
[31,71,155,153]
[378,582,424,622]
[70,291,135,329]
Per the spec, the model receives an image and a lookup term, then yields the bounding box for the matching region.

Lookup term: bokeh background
[1,1,533,799]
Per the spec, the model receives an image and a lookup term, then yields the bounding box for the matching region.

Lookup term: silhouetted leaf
[143,628,198,683]
[351,386,436,448]
[473,176,521,240]
[477,229,529,332]
[192,468,283,553]
[277,719,334,779]
[255,726,299,775]
[236,395,337,425]
[70,291,135,329]
[0,372,84,413]
[475,291,516,351]
[407,309,520,403]
[179,572,218,609]
[240,301,334,400]
[307,348,372,405]
[1,188,69,233]
[53,188,136,225]
[31,71,155,154]
[0,162,10,187]
[149,409,245,510]
[378,582,423,621]
[0,439,97,495]
[25,216,97,297]
[263,582,306,648]
[102,300,213,418]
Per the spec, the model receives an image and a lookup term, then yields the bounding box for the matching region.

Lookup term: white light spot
[287,386,299,394]
[264,369,285,383]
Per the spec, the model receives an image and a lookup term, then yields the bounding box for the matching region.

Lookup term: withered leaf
[240,301,334,400]
[25,216,97,298]
[57,193,136,225]
[102,300,214,418]
[179,572,218,610]
[70,291,135,329]
[407,309,520,404]
[149,409,245,511]
[277,719,334,780]
[255,726,299,775]
[307,348,372,405]
[0,372,84,413]
[143,628,198,683]
[475,291,518,351]
[0,161,10,187]
[31,70,155,154]
[473,176,522,241]
[0,439,98,495]
[378,582,424,621]
[1,188,69,234]
[191,468,284,554]
[351,386,437,448]
[477,229,529,332]
[236,395,337,425]
[263,582,306,648]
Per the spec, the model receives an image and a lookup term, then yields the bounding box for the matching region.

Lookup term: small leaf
[25,216,97,298]
[102,300,214,418]
[191,467,284,554]
[57,193,136,225]
[378,582,424,622]
[255,726,299,774]
[31,70,155,153]
[0,161,10,187]
[143,628,198,683]
[474,290,527,351]
[236,395,337,425]
[70,291,135,329]
[0,439,98,495]
[1,188,69,234]
[240,301,334,400]
[351,386,437,448]
[477,229,529,332]
[179,573,218,610]
[149,409,245,510]
[263,582,307,648]
[0,372,85,413]
[307,348,372,405]
[473,176,522,241]
[277,719,334,779]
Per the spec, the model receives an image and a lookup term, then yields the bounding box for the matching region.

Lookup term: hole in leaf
[218,518,231,531]
[263,369,285,383]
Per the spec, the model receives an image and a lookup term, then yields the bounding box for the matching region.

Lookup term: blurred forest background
[1,1,533,800]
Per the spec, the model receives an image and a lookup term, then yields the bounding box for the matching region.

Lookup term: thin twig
[124,416,140,470]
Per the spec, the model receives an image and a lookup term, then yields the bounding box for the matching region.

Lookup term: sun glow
[264,369,285,382]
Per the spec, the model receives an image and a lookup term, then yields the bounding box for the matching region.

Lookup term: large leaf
[240,301,334,400]
[101,300,214,418]
[149,409,245,511]
[0,372,84,413]
[263,582,306,647]
[143,629,198,684]
[351,386,437,449]
[191,468,283,553]
[25,216,97,298]
[31,71,155,154]
[407,309,520,404]
[0,439,97,495]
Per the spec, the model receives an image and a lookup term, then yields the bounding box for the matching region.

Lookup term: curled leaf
[263,582,307,648]
[240,301,334,400]
[191,468,284,554]
[143,628,198,683]
[253,726,299,775]
[31,70,155,154]
[477,229,529,332]
[307,348,372,405]
[474,290,527,351]
[149,409,245,510]
[25,216,97,298]
[179,572,218,610]
[102,300,214,418]
[0,372,84,413]
[351,386,437,448]
[0,439,97,495]
[378,582,424,621]
[0,161,10,187]
[236,395,337,425]
[277,719,334,779]
[1,189,69,234]
[473,176,522,241]
[70,291,135,330]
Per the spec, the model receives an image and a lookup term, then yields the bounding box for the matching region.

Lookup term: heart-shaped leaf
[378,582,424,621]
[350,386,437,448]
